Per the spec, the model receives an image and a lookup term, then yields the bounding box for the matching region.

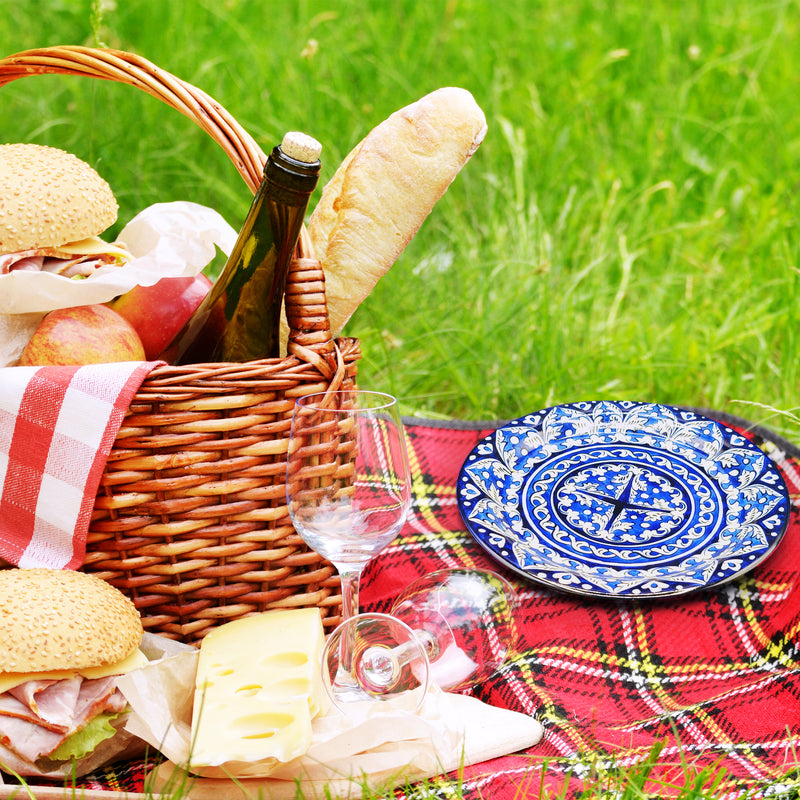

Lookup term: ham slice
[0,709,67,761]
[72,676,126,722]
[0,253,42,272]
[0,676,126,762]
[9,676,82,730]
[0,251,123,276]
[0,691,65,730]
[0,236,130,276]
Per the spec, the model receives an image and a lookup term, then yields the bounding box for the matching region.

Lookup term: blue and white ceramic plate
[457,401,790,598]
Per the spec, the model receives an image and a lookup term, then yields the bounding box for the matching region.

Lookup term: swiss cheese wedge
[189,608,328,775]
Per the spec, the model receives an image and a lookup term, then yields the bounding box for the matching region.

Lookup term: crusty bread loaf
[305,87,487,337]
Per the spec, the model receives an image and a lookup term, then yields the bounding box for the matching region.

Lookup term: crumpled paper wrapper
[116,643,543,800]
[0,201,236,366]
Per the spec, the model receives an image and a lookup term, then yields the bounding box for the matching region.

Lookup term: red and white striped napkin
[0,362,161,569]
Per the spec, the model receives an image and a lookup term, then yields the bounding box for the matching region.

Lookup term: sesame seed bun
[0,568,143,674]
[0,143,118,255]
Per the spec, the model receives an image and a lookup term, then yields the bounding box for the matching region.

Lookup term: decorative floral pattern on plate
[457,402,790,598]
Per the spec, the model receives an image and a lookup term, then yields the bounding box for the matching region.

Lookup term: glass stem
[358,629,433,693]
[338,567,362,673]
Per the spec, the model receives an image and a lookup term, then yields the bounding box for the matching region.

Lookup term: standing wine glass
[286,390,412,703]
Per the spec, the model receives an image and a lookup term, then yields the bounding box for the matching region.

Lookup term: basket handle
[0,45,336,359]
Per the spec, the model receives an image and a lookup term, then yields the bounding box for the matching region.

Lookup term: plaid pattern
[76,758,156,794]
[0,362,158,569]
[359,413,800,798]
[13,411,800,797]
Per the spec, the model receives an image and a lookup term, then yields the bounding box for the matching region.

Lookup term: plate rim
[456,400,792,599]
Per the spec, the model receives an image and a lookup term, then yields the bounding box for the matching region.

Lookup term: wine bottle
[168,131,322,364]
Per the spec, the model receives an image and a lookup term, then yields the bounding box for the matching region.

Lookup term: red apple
[108,274,212,360]
[18,304,146,366]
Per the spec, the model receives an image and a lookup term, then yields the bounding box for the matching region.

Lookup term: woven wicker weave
[0,46,359,642]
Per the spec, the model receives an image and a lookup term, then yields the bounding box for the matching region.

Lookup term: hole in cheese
[235,684,263,696]
[230,712,296,738]
[261,652,308,669]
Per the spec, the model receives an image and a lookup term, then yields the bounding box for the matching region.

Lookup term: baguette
[304,87,487,338]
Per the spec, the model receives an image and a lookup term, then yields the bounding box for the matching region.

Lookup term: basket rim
[0,45,267,193]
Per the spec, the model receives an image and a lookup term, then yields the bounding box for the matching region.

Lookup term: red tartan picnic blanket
[12,411,800,798]
[359,412,800,798]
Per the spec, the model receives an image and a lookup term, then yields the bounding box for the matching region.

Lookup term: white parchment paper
[0,201,237,365]
[116,644,543,792]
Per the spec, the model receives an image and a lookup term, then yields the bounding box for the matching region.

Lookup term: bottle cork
[281,131,322,164]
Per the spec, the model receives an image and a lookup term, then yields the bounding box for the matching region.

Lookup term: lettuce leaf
[48,712,123,762]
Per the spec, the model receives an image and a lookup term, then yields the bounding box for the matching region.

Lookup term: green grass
[1,2,799,796]
[7,741,800,800]
[2,0,799,428]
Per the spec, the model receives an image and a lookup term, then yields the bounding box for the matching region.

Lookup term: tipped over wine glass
[321,568,520,711]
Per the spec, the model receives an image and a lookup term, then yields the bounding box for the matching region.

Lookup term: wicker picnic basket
[0,45,359,643]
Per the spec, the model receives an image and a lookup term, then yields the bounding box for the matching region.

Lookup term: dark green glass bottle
[169,131,321,364]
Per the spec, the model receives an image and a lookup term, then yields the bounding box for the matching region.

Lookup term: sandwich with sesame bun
[0,143,130,277]
[0,568,147,778]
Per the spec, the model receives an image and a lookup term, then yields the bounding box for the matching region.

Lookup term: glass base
[323,612,429,712]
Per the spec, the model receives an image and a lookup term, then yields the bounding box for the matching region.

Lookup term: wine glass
[286,389,412,704]
[321,568,520,710]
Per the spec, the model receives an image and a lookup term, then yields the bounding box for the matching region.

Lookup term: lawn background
[1,3,800,796]
[1,0,799,430]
